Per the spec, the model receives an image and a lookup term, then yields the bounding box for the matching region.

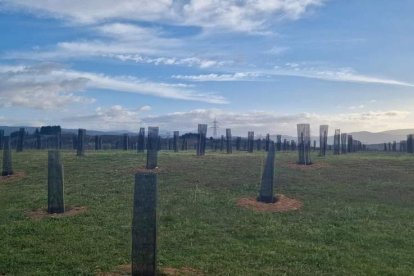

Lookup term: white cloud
[0,63,227,109]
[0,63,94,109]
[2,0,324,33]
[268,65,414,87]
[175,65,414,87]
[61,105,146,130]
[172,72,260,81]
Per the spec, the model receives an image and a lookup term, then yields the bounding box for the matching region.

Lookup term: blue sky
[0,0,414,136]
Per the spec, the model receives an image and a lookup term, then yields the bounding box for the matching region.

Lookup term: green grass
[1,150,413,275]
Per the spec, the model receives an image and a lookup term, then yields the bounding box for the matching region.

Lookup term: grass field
[1,150,413,275]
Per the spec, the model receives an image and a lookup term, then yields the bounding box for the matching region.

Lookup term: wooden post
[2,136,13,176]
[132,172,157,276]
[138,128,145,153]
[48,150,64,213]
[123,134,129,151]
[247,131,254,153]
[0,129,4,150]
[258,141,276,203]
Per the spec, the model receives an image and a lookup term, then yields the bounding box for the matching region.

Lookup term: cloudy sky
[1,0,413,136]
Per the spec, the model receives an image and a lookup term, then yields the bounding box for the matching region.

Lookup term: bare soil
[96,264,203,276]
[26,206,87,221]
[0,171,26,183]
[282,161,330,170]
[237,194,303,212]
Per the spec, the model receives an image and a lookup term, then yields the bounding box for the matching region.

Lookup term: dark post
[16,128,25,152]
[95,135,102,150]
[36,133,42,150]
[236,137,241,151]
[2,136,13,176]
[225,129,232,154]
[334,129,341,155]
[247,131,254,153]
[407,134,414,153]
[77,129,86,156]
[196,124,207,156]
[319,125,329,157]
[0,129,4,150]
[297,124,312,165]
[341,133,347,154]
[220,135,224,151]
[132,172,157,276]
[173,131,179,152]
[47,150,64,213]
[347,135,353,153]
[256,139,262,151]
[265,134,270,151]
[146,127,159,169]
[258,141,276,203]
[276,135,282,151]
[123,134,129,151]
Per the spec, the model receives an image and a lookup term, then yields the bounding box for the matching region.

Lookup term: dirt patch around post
[0,171,26,183]
[96,264,203,276]
[26,206,87,221]
[282,161,330,170]
[237,194,303,212]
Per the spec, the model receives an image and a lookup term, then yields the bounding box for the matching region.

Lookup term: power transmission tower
[210,118,219,138]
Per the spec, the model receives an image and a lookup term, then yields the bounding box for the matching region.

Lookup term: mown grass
[0,150,413,275]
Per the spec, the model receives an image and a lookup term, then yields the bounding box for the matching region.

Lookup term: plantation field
[1,150,413,275]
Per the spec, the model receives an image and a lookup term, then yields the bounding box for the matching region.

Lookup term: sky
[0,0,414,136]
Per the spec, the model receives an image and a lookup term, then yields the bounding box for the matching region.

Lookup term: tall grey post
[132,172,157,276]
[341,133,347,154]
[0,129,4,150]
[247,131,254,153]
[16,127,25,152]
[2,136,13,176]
[138,128,145,152]
[319,125,329,157]
[77,129,86,156]
[258,141,276,203]
[196,124,207,156]
[297,124,312,165]
[226,129,232,154]
[48,150,64,213]
[146,127,159,169]
[173,131,179,152]
[334,129,341,155]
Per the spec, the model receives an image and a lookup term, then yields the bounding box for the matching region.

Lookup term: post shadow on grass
[146,127,159,169]
[258,141,276,203]
[132,172,157,276]
[48,150,64,214]
[2,136,13,176]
